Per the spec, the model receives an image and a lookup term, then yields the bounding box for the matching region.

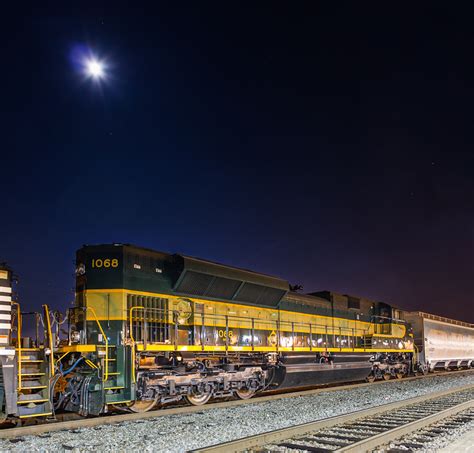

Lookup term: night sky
[1,3,473,323]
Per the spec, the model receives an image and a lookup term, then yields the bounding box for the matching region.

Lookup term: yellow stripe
[57,345,96,353]
[19,412,52,419]
[17,399,49,405]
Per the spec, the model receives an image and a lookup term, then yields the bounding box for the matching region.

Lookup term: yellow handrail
[129,306,145,344]
[12,302,22,390]
[56,351,70,364]
[86,307,109,382]
[129,306,145,384]
[42,304,55,377]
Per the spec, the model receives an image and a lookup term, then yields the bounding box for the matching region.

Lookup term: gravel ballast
[1,372,474,452]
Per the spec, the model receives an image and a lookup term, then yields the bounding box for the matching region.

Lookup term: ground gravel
[1,373,473,452]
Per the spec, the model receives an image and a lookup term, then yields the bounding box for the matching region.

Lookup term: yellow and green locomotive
[0,243,415,421]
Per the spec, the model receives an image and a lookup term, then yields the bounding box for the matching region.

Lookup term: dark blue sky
[1,3,473,322]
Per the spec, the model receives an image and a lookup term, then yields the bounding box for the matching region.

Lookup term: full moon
[86,59,104,78]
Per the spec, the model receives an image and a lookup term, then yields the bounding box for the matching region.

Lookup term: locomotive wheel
[366,374,376,383]
[128,397,159,413]
[383,373,391,381]
[186,389,212,406]
[235,387,256,400]
[396,372,404,379]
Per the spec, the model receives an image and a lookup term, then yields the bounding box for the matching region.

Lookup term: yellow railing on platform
[86,306,109,382]
[12,302,22,390]
[42,304,55,377]
[129,306,145,383]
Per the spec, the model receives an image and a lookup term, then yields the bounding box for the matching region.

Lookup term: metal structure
[0,244,471,424]
[404,311,474,371]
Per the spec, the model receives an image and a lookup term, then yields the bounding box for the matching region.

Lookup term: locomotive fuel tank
[273,353,373,389]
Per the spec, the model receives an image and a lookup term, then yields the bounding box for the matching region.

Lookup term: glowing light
[86,59,105,79]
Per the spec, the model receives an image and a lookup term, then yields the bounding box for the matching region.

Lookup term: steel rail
[339,399,474,452]
[0,369,472,439]
[191,383,474,453]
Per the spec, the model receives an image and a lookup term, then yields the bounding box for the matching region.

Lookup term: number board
[90,257,120,270]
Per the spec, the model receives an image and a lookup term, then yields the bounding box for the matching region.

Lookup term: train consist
[0,243,473,422]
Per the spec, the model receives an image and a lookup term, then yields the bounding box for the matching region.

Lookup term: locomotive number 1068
[91,258,119,268]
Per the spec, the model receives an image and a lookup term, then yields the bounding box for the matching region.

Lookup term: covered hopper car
[403,311,474,372]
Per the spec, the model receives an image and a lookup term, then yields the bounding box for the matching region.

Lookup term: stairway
[102,345,132,404]
[17,348,52,419]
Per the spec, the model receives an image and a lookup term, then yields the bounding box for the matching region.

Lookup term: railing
[86,307,109,382]
[12,302,22,390]
[127,307,388,352]
[42,304,55,377]
[418,311,474,329]
[67,306,109,382]
[129,306,144,384]
[12,303,57,388]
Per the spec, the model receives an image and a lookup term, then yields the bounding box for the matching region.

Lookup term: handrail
[128,308,372,336]
[85,307,109,382]
[129,306,145,384]
[127,306,411,350]
[129,306,145,344]
[42,304,55,376]
[12,302,22,390]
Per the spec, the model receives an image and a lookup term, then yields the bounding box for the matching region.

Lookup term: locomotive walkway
[193,384,474,452]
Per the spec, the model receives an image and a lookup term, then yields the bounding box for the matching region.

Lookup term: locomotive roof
[81,243,288,286]
[79,243,289,306]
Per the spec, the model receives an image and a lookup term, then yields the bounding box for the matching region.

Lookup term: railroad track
[193,384,474,453]
[0,369,472,440]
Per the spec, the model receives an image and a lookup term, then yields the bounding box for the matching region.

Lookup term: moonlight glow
[86,59,105,79]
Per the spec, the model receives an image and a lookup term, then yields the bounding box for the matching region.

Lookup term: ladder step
[21,373,46,377]
[106,358,116,361]
[21,360,43,363]
[17,399,49,405]
[19,412,52,419]
[104,386,124,390]
[107,372,120,376]
[20,385,47,389]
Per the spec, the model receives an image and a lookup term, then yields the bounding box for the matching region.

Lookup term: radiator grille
[176,271,213,296]
[174,270,286,306]
[127,294,170,343]
[206,277,241,299]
